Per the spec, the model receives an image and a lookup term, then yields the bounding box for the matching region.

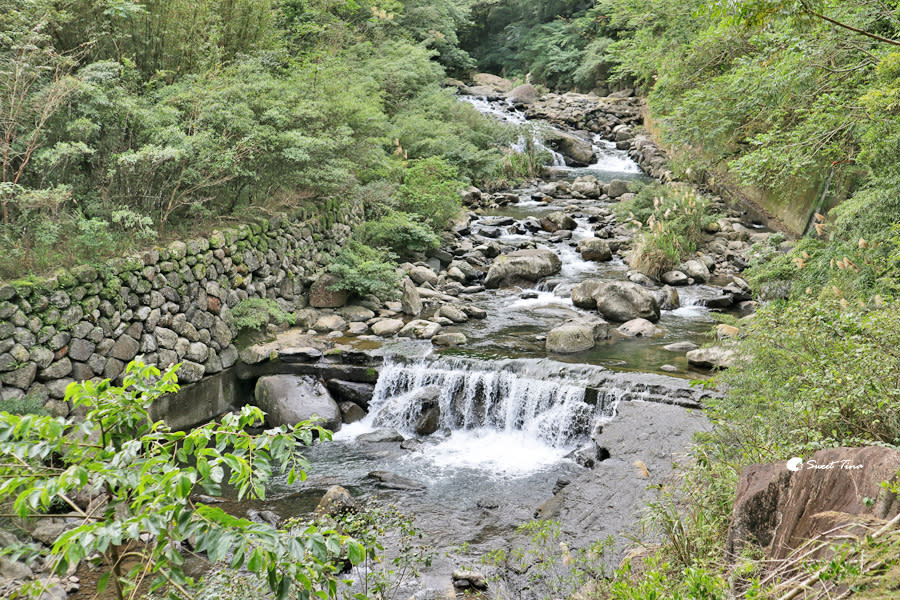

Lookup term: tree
[0,362,367,600]
[0,13,79,224]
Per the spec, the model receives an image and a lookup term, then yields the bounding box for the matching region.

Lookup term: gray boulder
[606,179,629,199]
[578,238,612,261]
[593,281,660,322]
[571,279,604,309]
[686,347,737,369]
[484,249,562,288]
[544,130,595,166]
[661,270,689,286]
[546,318,610,354]
[540,211,577,232]
[371,318,404,336]
[679,259,710,283]
[254,375,341,431]
[400,278,422,316]
[507,83,538,104]
[616,318,664,338]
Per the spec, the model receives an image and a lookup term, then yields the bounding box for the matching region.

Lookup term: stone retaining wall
[0,200,364,415]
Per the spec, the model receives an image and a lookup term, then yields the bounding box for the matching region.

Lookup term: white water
[459,95,567,167]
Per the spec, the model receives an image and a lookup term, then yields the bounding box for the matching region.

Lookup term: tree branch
[803,4,900,46]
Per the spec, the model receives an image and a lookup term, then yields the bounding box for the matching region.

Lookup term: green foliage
[327,241,400,298]
[396,156,464,231]
[229,297,296,333]
[334,506,435,599]
[359,211,440,258]
[0,361,366,600]
[0,0,510,280]
[710,298,900,462]
[620,186,710,278]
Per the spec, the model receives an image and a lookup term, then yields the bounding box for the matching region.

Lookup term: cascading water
[459,95,567,167]
[366,358,611,448]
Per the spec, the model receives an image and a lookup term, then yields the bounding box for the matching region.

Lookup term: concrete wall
[0,200,364,416]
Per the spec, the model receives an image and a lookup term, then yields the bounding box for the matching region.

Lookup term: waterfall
[368,358,617,448]
[459,95,567,168]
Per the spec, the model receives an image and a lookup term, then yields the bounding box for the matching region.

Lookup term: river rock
[571,279,604,309]
[398,319,441,339]
[540,211,577,232]
[339,401,366,424]
[472,73,514,92]
[571,176,601,198]
[309,274,348,308]
[438,304,468,323]
[313,314,347,333]
[326,380,375,408]
[371,318,404,336]
[664,341,699,352]
[432,332,467,346]
[606,179,629,199]
[368,471,427,491]
[544,129,595,166]
[507,83,538,104]
[546,317,610,354]
[679,259,710,283]
[408,265,438,286]
[484,249,562,288]
[686,346,737,369]
[655,285,680,311]
[412,386,441,435]
[401,278,422,316]
[578,238,612,261]
[254,375,341,431]
[661,270,689,286]
[314,485,360,518]
[593,281,661,322]
[616,318,664,338]
[358,429,404,443]
[338,305,376,322]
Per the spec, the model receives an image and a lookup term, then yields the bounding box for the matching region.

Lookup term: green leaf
[347,541,366,565]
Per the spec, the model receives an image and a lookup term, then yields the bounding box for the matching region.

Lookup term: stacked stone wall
[0,200,363,415]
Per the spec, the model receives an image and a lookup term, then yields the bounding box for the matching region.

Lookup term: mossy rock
[54,269,77,289]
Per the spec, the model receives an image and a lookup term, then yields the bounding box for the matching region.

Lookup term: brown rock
[309,274,348,308]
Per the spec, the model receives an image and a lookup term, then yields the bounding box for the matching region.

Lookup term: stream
[228,95,736,598]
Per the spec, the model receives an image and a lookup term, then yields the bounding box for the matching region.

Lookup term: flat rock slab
[522,401,709,575]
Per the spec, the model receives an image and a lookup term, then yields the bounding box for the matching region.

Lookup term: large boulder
[309,274,348,308]
[484,249,562,289]
[400,277,422,316]
[593,281,660,322]
[686,346,737,369]
[616,318,664,338]
[472,73,514,92]
[540,211,577,232]
[314,485,360,518]
[546,317,610,354]
[254,375,341,431]
[398,319,442,339]
[578,238,612,261]
[679,259,710,283]
[727,447,900,561]
[544,130,596,166]
[571,279,605,309]
[507,83,538,104]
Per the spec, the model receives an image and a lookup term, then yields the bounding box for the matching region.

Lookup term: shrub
[327,241,399,299]
[623,187,709,278]
[0,361,364,600]
[396,156,464,231]
[229,297,295,333]
[359,211,440,259]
